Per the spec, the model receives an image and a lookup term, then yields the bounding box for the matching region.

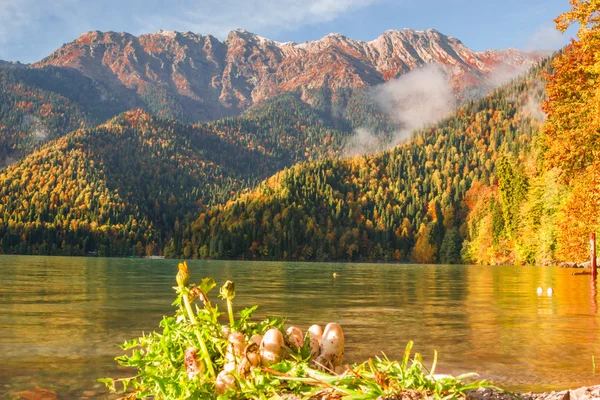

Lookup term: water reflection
[591,277,597,315]
[1,257,600,397]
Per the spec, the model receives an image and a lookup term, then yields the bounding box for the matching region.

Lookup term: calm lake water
[1,256,599,397]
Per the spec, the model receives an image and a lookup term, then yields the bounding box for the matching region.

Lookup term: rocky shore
[559,259,600,269]
[9,385,600,399]
[466,385,600,400]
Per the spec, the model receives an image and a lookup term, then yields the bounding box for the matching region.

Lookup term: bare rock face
[34,28,546,121]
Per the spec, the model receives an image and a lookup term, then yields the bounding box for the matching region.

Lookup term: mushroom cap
[286,326,304,349]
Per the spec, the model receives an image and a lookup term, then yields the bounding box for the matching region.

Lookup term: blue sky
[0,0,576,63]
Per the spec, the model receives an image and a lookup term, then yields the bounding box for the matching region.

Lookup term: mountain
[202,94,354,164]
[0,69,88,168]
[0,60,25,68]
[0,28,543,167]
[0,65,373,170]
[178,59,551,262]
[0,93,362,256]
[0,65,132,167]
[0,27,554,260]
[0,110,267,256]
[34,28,545,121]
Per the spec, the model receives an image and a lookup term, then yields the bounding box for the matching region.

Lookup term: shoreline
[466,385,600,400]
[9,384,600,399]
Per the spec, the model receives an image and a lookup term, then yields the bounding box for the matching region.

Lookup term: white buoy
[547,287,554,296]
[537,287,543,295]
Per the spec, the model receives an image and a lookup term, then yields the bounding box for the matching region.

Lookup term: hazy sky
[0,0,576,63]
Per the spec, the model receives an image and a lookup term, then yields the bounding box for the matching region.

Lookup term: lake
[1,255,599,398]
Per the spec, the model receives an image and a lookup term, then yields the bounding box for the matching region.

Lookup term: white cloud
[520,81,547,122]
[136,0,379,38]
[345,64,456,156]
[374,63,456,140]
[485,64,529,89]
[526,23,566,51]
[0,0,379,61]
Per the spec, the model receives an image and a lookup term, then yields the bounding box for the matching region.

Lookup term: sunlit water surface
[1,256,599,397]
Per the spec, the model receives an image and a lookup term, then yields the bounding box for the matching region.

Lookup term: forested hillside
[0,110,269,256]
[0,25,534,170]
[201,94,354,165]
[0,65,130,167]
[179,60,551,262]
[0,94,367,257]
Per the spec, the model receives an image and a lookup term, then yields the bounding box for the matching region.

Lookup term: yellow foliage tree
[412,223,436,264]
[555,166,600,260]
[543,0,600,260]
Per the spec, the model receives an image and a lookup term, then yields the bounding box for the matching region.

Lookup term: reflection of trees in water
[1,256,177,393]
[591,277,597,315]
[464,267,600,391]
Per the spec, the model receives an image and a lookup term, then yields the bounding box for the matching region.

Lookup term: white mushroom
[320,323,344,367]
[215,370,236,394]
[260,328,285,366]
[240,342,260,375]
[334,365,345,375]
[307,324,323,359]
[248,352,260,367]
[286,326,304,350]
[226,331,246,363]
[250,334,263,346]
[314,354,333,371]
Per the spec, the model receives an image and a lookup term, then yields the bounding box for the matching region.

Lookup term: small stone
[466,388,495,400]
[569,387,591,400]
[543,390,570,400]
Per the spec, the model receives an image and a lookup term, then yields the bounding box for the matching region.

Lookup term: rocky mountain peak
[33,28,547,122]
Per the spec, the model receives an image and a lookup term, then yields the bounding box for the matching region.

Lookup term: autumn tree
[543,0,600,261]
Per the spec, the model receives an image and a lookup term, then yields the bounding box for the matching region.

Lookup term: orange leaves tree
[543,0,600,260]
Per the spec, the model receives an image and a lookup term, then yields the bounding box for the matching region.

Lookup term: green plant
[100,263,500,399]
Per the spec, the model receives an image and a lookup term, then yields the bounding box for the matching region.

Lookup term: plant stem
[182,291,216,378]
[227,298,235,328]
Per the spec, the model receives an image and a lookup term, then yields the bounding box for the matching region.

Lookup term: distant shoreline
[0,252,597,269]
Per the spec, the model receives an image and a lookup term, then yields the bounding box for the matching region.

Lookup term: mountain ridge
[33,28,547,121]
[0,91,363,256]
